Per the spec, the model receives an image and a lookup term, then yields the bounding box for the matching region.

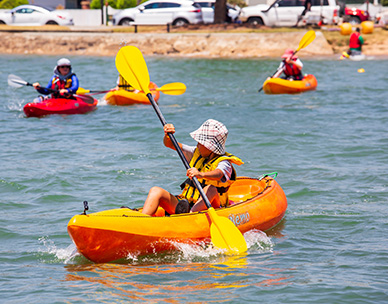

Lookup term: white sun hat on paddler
[56,58,71,67]
[190,119,228,155]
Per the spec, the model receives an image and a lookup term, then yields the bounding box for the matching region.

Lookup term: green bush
[382,0,388,6]
[0,0,28,9]
[90,0,138,9]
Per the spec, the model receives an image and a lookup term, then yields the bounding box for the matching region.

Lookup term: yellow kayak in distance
[104,81,160,106]
[262,74,318,95]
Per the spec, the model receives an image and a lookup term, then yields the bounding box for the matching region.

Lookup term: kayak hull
[263,74,318,94]
[104,82,160,106]
[67,176,287,263]
[23,96,97,118]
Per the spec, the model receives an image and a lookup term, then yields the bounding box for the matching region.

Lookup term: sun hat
[56,58,71,67]
[190,119,228,155]
[281,49,298,59]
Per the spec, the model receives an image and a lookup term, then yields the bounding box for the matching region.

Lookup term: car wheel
[46,21,59,25]
[348,16,361,25]
[173,18,188,27]
[0,20,5,25]
[119,18,134,26]
[248,17,264,26]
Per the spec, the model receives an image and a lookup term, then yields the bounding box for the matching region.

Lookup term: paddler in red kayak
[33,58,79,98]
[272,49,304,81]
[141,119,244,215]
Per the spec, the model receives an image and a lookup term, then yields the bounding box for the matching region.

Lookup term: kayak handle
[259,172,278,180]
[82,200,89,215]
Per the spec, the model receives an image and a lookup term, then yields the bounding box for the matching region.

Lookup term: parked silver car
[239,0,339,26]
[0,5,74,26]
[113,0,203,26]
[194,0,241,23]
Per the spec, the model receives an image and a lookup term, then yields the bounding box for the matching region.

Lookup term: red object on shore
[23,95,98,117]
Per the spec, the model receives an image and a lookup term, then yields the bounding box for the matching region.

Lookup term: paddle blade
[157,82,186,95]
[296,30,316,52]
[76,87,90,95]
[208,208,247,254]
[8,74,29,88]
[115,46,151,94]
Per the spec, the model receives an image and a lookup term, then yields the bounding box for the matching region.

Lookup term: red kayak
[23,95,98,118]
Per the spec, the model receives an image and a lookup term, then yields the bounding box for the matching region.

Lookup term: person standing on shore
[348,27,365,55]
[295,0,312,27]
[33,58,79,98]
[272,49,304,81]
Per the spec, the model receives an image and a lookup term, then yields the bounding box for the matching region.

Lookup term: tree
[214,0,228,23]
[0,0,28,9]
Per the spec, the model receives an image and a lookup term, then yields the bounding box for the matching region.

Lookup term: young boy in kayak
[141,119,243,216]
[33,58,79,98]
[272,49,304,81]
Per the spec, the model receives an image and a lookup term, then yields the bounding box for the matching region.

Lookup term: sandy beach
[0,26,387,58]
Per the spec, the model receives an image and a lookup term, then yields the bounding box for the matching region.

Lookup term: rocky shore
[0,27,386,58]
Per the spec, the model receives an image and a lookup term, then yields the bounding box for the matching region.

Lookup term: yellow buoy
[340,22,352,35]
[358,68,365,73]
[361,21,374,34]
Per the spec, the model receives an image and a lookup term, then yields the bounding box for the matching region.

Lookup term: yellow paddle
[258,30,316,92]
[76,82,186,96]
[116,46,247,254]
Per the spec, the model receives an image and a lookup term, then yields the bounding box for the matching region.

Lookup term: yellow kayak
[68,175,287,263]
[104,81,160,105]
[263,74,318,94]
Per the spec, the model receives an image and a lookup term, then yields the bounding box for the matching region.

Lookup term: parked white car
[239,0,339,27]
[194,0,241,23]
[0,5,74,26]
[113,0,203,26]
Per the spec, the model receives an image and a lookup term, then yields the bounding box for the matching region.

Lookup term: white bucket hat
[56,58,71,67]
[190,119,228,155]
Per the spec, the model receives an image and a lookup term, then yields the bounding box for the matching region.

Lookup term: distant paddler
[271,49,304,81]
[33,58,79,99]
[342,27,366,58]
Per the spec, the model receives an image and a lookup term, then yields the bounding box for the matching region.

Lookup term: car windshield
[195,2,213,8]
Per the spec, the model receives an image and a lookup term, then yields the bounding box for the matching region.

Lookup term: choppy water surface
[1,54,387,303]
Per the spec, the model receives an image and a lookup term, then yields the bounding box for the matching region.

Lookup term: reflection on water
[64,251,291,302]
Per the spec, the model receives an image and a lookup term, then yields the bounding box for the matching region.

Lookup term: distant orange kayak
[67,176,287,263]
[263,74,318,94]
[104,81,160,105]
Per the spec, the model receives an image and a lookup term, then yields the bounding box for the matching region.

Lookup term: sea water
[0,54,387,303]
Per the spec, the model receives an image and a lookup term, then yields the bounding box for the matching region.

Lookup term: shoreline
[0,27,387,58]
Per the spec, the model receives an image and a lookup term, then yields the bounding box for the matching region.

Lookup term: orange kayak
[67,175,287,263]
[104,81,160,106]
[263,74,318,94]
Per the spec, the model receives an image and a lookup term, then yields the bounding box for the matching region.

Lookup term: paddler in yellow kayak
[272,49,304,81]
[141,119,244,215]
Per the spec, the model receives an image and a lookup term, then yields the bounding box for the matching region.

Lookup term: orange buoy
[361,21,374,34]
[340,22,352,35]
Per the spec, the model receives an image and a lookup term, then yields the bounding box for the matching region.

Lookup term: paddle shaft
[146,93,213,209]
